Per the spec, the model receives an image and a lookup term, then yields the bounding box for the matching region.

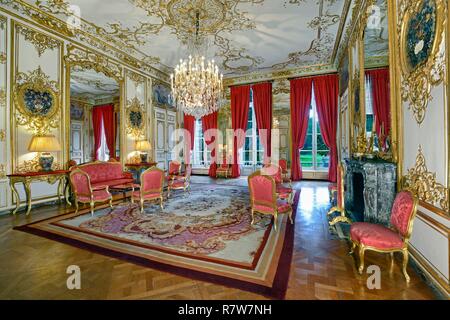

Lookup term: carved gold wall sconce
[14,66,60,135]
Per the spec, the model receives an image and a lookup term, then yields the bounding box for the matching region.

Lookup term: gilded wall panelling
[9,19,64,206]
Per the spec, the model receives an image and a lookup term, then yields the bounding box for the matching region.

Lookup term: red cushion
[350,222,404,249]
[132,191,161,200]
[170,181,186,188]
[78,189,111,202]
[80,163,127,184]
[92,178,134,188]
[254,200,291,214]
[390,191,415,237]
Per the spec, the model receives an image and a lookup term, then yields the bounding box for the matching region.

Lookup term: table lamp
[28,135,61,171]
[135,140,151,163]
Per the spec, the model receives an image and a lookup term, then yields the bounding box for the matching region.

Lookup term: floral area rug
[15,184,299,298]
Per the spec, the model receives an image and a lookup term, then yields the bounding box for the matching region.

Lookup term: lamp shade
[28,135,61,152]
[135,140,151,152]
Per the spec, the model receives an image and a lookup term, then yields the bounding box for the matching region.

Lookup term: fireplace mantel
[344,158,397,226]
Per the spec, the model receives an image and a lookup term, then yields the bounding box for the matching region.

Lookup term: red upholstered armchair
[216,158,231,178]
[262,164,294,203]
[349,190,418,282]
[327,163,351,225]
[132,167,165,213]
[69,168,113,216]
[248,171,293,231]
[168,164,192,198]
[278,159,291,185]
[166,161,181,181]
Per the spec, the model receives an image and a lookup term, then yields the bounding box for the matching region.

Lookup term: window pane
[316,150,330,169]
[317,134,328,151]
[304,134,313,150]
[300,150,313,168]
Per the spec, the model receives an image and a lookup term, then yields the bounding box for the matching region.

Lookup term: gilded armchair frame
[69,168,113,216]
[248,171,293,231]
[167,164,192,198]
[132,166,165,213]
[349,190,419,282]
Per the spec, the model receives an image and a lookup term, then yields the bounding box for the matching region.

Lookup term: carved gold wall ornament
[14,67,60,135]
[128,71,145,87]
[0,52,6,64]
[0,129,5,141]
[16,24,60,57]
[0,88,6,107]
[65,45,123,82]
[403,146,449,212]
[126,97,146,139]
[0,164,5,179]
[398,0,446,124]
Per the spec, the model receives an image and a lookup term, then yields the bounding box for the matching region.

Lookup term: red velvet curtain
[202,111,218,177]
[252,82,272,164]
[183,114,196,165]
[92,107,104,160]
[290,78,313,181]
[366,68,391,148]
[313,74,339,183]
[99,105,115,160]
[231,85,251,178]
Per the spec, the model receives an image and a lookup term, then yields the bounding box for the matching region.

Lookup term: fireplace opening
[352,172,365,221]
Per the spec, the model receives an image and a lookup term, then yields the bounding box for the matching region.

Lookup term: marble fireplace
[344,158,397,226]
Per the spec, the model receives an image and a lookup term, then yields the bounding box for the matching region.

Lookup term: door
[166,110,176,168]
[70,121,84,164]
[154,108,167,170]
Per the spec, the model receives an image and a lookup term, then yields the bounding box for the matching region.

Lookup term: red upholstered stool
[349,190,418,282]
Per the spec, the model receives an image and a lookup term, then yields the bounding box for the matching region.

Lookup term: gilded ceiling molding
[398,0,446,125]
[127,71,145,87]
[16,24,60,57]
[14,66,60,134]
[223,63,336,87]
[0,0,169,80]
[403,145,449,212]
[65,45,123,82]
[365,55,388,68]
[334,0,365,67]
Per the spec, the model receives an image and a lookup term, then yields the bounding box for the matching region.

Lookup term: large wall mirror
[353,0,393,160]
[69,67,120,164]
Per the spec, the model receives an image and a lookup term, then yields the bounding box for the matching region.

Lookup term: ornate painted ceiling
[70,67,120,100]
[20,0,350,78]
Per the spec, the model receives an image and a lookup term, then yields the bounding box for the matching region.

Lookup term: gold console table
[7,170,71,215]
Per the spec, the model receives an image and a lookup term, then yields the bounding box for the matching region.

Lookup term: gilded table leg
[57,177,63,203]
[64,177,72,206]
[358,246,365,274]
[24,179,32,216]
[402,249,410,283]
[10,180,20,215]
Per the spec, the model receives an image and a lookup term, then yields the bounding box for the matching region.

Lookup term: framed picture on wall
[152,82,174,109]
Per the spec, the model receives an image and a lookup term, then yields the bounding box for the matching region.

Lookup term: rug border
[14,191,300,299]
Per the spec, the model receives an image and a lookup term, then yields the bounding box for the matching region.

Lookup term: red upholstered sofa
[72,161,134,189]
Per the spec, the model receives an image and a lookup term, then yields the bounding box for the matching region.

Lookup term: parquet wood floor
[0,178,438,299]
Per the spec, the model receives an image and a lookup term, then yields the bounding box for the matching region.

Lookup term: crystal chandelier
[170,10,223,119]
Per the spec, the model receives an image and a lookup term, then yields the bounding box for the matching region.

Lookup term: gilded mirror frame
[64,44,125,166]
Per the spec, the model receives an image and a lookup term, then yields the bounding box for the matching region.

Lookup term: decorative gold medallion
[14,67,60,134]
[398,0,446,124]
[126,97,146,139]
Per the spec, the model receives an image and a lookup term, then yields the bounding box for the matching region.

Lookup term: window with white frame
[192,119,211,167]
[300,86,330,171]
[242,90,264,168]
